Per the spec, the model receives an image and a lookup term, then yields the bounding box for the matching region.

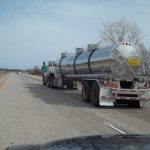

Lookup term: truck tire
[90,82,100,107]
[48,75,54,88]
[49,75,54,89]
[43,75,46,86]
[128,100,142,108]
[48,75,51,88]
[82,81,90,102]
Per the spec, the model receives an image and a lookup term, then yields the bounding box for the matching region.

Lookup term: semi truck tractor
[42,42,150,107]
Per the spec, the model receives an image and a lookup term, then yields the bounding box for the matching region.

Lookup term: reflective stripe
[101,96,115,100]
[112,88,145,92]
[101,96,149,101]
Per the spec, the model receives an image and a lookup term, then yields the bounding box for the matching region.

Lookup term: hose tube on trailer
[59,56,65,79]
[88,48,97,73]
[74,52,83,74]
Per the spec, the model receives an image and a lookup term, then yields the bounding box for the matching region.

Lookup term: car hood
[5,134,150,150]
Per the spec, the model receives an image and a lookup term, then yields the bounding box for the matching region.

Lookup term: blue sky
[0,0,149,69]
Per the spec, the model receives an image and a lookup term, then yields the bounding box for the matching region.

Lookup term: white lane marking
[104,122,127,134]
[88,109,129,134]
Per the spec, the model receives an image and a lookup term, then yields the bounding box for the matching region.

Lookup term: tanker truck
[42,42,150,107]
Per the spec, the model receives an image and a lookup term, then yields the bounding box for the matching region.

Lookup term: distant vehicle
[42,42,150,108]
[5,135,150,150]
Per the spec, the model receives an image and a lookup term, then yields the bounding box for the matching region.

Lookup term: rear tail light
[105,81,117,88]
[144,83,150,88]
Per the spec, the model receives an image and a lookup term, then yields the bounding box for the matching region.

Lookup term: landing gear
[67,81,74,89]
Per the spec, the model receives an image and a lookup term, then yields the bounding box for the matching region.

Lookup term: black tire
[48,75,51,88]
[43,75,46,86]
[90,82,100,107]
[128,100,142,108]
[48,75,54,88]
[50,75,54,88]
[82,81,90,103]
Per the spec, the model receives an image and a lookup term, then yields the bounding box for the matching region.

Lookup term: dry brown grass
[0,71,9,79]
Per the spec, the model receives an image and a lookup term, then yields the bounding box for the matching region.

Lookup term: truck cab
[48,60,56,74]
[42,60,63,88]
[42,60,55,85]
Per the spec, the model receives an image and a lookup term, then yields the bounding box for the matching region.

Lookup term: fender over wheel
[67,81,74,89]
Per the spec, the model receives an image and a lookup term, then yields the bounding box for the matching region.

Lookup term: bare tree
[100,18,143,45]
[100,18,150,76]
[138,43,150,75]
[27,65,42,75]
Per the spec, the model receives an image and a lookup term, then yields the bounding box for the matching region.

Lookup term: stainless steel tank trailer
[42,42,150,107]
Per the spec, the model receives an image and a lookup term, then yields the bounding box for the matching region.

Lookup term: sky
[0,0,150,69]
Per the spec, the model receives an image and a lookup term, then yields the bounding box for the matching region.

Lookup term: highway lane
[0,73,116,149]
[0,72,150,149]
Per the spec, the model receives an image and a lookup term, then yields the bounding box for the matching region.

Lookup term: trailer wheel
[128,100,142,108]
[82,81,90,102]
[43,75,46,86]
[90,82,100,107]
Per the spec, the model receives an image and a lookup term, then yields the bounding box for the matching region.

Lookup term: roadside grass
[0,71,9,79]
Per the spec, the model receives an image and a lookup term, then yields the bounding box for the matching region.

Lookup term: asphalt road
[0,73,150,149]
